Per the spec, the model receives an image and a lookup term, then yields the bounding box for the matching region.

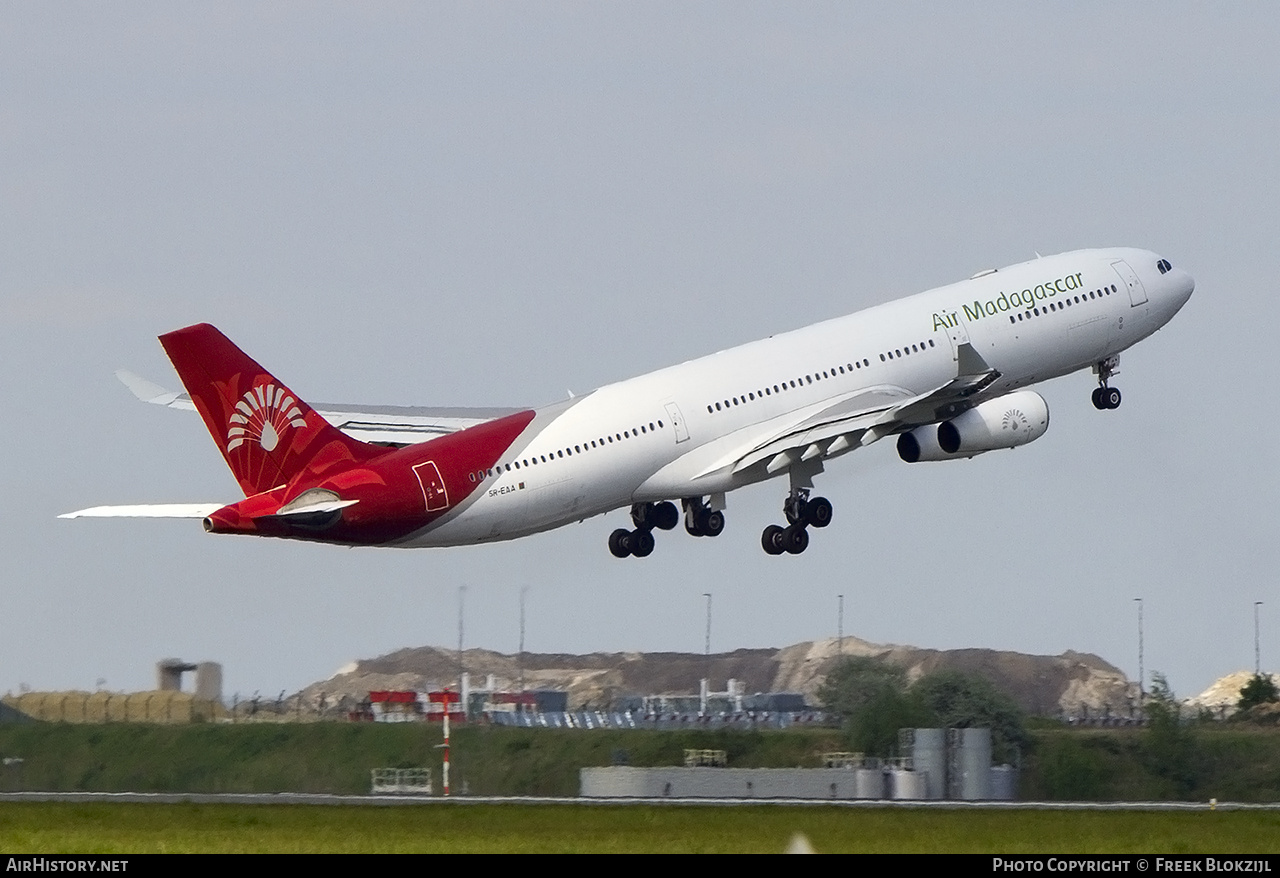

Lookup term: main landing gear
[683,496,725,538]
[761,490,832,556]
[1092,356,1122,410]
[608,500,680,558]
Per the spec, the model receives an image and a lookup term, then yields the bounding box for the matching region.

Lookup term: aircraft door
[664,401,690,444]
[412,460,450,512]
[946,315,971,364]
[1111,260,1148,306]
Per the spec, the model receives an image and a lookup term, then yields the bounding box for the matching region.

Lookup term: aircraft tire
[783,524,809,555]
[762,524,785,555]
[631,529,655,557]
[653,501,679,531]
[1103,387,1121,409]
[702,509,725,537]
[609,528,633,558]
[1091,387,1106,410]
[806,497,833,528]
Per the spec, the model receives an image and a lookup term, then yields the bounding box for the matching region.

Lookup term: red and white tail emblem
[226,382,307,453]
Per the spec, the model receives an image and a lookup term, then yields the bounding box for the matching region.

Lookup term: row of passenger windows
[466,419,667,482]
[703,339,939,416]
[1007,284,1118,325]
[879,337,937,362]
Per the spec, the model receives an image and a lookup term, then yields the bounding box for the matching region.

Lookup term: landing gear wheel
[762,524,785,555]
[701,509,725,537]
[631,529,655,557]
[805,496,833,529]
[783,524,809,555]
[1091,387,1106,410]
[653,501,679,531]
[1102,387,1121,409]
[608,528,633,558]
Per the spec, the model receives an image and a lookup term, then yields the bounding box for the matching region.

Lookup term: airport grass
[0,723,846,796]
[1,801,1278,853]
[1,722,1278,802]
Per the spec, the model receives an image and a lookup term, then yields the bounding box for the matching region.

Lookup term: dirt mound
[300,636,1138,716]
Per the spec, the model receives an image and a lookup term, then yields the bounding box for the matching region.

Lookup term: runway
[1,791,1277,810]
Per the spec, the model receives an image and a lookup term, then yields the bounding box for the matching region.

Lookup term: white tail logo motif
[225,382,306,452]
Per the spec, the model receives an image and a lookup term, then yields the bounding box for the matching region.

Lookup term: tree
[817,657,935,755]
[1237,674,1279,712]
[817,656,907,719]
[1144,671,1200,796]
[909,669,1027,763]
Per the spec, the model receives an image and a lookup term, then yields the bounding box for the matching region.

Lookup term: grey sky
[2,3,1274,703]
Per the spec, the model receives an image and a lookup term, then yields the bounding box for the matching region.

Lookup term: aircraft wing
[716,343,1002,477]
[117,370,521,447]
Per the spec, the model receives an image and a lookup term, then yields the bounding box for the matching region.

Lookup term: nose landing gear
[1092,356,1122,410]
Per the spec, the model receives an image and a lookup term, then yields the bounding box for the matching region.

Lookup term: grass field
[1,802,1278,853]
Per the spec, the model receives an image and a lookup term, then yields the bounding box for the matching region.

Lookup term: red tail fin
[159,324,383,496]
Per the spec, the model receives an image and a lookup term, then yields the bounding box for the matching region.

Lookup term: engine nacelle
[897,390,1049,462]
[896,423,948,463]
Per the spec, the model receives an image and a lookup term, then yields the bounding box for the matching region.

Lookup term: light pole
[837,594,844,657]
[457,585,466,691]
[703,592,712,668]
[519,586,528,694]
[1134,597,1144,710]
[1255,601,1264,676]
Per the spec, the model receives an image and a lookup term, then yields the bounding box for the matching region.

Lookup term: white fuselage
[410,247,1193,546]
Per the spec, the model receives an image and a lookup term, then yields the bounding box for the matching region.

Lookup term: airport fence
[0,691,359,724]
[1,691,830,729]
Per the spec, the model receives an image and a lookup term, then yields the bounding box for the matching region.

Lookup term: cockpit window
[1156,258,1173,274]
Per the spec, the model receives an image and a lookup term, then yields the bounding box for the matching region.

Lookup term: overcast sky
[2,3,1275,703]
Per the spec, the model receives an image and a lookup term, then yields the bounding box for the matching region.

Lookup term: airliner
[62,247,1193,557]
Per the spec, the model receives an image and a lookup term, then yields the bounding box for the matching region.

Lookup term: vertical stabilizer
[159,324,384,496]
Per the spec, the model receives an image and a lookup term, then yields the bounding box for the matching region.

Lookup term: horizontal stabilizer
[114,370,517,444]
[59,504,223,519]
[115,370,195,410]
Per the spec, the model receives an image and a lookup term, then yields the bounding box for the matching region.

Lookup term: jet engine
[897,390,1049,462]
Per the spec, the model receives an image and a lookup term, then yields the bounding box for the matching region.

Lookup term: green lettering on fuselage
[939,272,1082,331]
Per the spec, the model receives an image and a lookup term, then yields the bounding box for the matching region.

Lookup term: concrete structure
[156,659,222,702]
[900,728,947,800]
[581,766,925,799]
[582,727,1019,801]
[948,727,993,800]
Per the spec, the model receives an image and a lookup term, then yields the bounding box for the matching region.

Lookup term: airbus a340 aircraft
[63,247,1193,557]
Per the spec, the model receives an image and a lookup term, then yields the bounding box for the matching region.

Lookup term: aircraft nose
[1172,266,1194,308]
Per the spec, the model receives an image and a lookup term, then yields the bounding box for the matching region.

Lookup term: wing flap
[717,343,1002,478]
